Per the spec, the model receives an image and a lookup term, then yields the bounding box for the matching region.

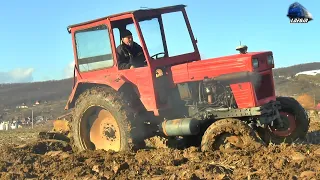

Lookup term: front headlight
[267,55,274,65]
[155,69,164,78]
[252,58,259,68]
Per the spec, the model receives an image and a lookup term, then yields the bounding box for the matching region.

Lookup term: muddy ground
[0,119,320,180]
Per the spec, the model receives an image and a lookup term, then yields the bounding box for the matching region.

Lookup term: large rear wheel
[71,87,145,152]
[257,97,310,144]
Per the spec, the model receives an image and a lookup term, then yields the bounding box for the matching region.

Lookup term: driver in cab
[116,29,146,70]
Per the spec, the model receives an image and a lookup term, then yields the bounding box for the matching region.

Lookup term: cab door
[108,21,158,111]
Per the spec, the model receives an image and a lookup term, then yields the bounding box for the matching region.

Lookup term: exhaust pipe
[159,118,200,136]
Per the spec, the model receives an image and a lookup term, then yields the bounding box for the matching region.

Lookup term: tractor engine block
[202,81,235,108]
[176,80,236,108]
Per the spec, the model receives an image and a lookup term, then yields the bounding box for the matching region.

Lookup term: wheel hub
[270,112,297,137]
[80,107,121,151]
[103,124,117,141]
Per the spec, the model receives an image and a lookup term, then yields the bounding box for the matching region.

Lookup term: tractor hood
[170,51,273,83]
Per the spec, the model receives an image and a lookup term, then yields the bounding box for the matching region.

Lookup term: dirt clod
[300,171,316,179]
[313,148,320,156]
[291,151,306,162]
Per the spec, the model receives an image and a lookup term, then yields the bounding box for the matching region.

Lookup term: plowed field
[0,119,320,180]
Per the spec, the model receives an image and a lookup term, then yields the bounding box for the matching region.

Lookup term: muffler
[159,118,200,136]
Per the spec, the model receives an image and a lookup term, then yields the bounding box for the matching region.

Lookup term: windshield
[111,11,196,61]
[138,11,195,59]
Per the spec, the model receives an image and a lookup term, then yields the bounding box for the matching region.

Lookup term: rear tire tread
[70,86,144,153]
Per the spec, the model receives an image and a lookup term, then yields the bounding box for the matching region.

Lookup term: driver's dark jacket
[116,42,145,70]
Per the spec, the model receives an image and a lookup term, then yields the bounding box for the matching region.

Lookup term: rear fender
[64,78,126,110]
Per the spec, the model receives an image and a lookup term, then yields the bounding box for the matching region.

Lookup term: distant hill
[274,76,319,98]
[296,70,320,76]
[273,62,320,77]
[273,62,320,101]
[0,78,72,109]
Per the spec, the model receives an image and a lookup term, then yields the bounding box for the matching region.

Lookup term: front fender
[64,77,126,110]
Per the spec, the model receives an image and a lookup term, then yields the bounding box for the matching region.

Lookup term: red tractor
[64,4,309,152]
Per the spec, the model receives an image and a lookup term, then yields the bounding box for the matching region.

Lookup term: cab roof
[67,4,186,33]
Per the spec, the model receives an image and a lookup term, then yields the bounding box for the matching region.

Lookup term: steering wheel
[151,52,165,60]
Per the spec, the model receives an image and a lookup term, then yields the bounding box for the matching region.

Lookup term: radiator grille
[255,73,274,100]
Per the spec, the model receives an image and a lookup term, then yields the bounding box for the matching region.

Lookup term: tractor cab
[68,5,200,74]
[66,4,201,112]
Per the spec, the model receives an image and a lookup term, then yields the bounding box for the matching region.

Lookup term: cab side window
[75,24,114,72]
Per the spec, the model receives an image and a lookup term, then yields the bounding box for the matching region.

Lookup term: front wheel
[201,118,264,152]
[258,97,310,144]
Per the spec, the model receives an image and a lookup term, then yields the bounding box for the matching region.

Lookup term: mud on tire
[71,86,145,152]
[201,118,264,152]
[257,96,310,144]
